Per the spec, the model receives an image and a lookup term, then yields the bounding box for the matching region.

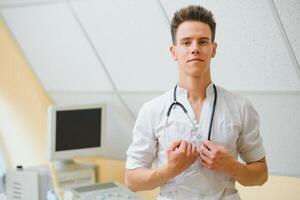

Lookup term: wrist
[228,159,242,179]
[158,163,176,180]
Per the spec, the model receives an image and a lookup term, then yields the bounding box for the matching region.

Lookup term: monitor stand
[53,160,88,171]
[51,159,97,191]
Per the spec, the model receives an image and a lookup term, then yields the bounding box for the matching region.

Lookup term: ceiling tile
[2,3,114,92]
[71,0,177,91]
[273,0,300,73]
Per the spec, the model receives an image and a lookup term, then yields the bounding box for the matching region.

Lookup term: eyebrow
[179,37,210,41]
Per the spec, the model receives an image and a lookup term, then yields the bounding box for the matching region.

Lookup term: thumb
[168,140,182,152]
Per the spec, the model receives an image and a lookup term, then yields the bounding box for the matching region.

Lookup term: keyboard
[65,182,144,200]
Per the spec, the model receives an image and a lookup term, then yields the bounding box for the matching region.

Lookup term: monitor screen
[56,109,101,151]
[48,104,105,161]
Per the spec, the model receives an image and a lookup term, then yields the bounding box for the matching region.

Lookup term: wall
[0,19,52,168]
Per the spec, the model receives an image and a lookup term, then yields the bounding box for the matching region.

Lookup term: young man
[125,5,268,200]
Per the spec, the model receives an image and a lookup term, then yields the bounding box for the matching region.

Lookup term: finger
[193,145,200,159]
[199,143,206,152]
[203,140,217,152]
[192,143,197,154]
[178,140,188,152]
[186,142,192,155]
[199,143,213,158]
[201,162,212,169]
[200,152,212,165]
[201,145,213,159]
[168,140,182,151]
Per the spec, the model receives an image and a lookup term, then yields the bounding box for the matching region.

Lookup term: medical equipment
[63,182,143,200]
[6,165,52,200]
[163,83,217,148]
[48,103,106,161]
[50,162,96,191]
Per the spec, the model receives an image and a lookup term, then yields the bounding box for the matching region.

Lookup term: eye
[200,40,210,45]
[183,41,191,46]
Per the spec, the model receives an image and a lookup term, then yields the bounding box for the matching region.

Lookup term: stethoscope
[163,83,217,149]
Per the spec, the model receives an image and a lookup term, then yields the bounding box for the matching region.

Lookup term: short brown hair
[171,5,216,44]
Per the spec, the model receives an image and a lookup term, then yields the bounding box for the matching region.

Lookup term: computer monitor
[48,103,106,161]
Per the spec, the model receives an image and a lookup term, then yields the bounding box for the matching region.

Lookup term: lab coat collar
[176,82,214,99]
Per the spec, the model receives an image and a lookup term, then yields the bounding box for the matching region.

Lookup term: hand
[166,140,199,178]
[199,140,237,175]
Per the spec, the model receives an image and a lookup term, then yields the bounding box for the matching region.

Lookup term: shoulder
[216,85,251,108]
[138,89,172,119]
[216,85,257,123]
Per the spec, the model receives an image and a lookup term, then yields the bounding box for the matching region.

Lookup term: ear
[211,42,217,58]
[170,46,177,61]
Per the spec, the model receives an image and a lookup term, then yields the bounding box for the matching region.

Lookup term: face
[170,21,217,78]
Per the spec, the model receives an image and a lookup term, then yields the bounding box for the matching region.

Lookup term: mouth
[188,58,204,63]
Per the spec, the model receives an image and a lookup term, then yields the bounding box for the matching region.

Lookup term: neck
[178,73,212,102]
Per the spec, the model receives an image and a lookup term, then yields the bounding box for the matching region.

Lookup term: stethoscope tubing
[163,84,217,149]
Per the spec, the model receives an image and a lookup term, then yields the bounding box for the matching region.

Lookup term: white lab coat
[126,83,265,200]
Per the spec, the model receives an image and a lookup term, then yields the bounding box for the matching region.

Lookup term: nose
[191,43,200,54]
[192,49,200,54]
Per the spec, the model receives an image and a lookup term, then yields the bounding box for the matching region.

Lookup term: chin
[190,65,205,73]
[185,70,204,78]
[180,64,209,77]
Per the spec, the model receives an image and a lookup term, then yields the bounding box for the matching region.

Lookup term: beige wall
[0,18,299,200]
[0,19,52,168]
[237,176,300,199]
